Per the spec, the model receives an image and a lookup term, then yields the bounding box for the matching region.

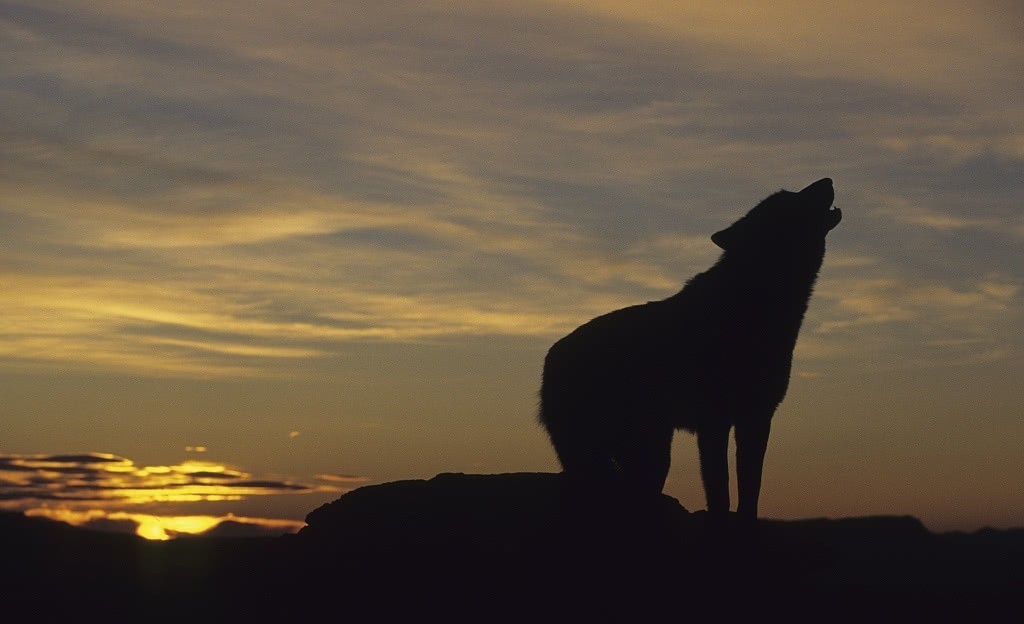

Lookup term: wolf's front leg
[697,422,731,518]
[734,416,772,521]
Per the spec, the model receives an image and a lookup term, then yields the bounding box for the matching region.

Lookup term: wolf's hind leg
[546,422,619,487]
[616,423,673,495]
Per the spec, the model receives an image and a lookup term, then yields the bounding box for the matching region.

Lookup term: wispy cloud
[316,473,371,485]
[0,452,328,505]
[559,1,1023,100]
[871,198,1024,236]
[794,272,1021,372]
[1,0,1020,384]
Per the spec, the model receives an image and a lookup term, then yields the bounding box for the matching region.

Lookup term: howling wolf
[539,178,841,521]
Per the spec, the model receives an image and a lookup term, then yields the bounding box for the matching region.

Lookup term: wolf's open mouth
[826,206,843,230]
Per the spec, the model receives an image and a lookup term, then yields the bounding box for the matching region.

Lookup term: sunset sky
[2,1,1021,536]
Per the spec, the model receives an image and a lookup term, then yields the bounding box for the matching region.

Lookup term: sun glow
[25,508,306,540]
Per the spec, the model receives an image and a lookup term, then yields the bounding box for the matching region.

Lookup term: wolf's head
[711,178,842,252]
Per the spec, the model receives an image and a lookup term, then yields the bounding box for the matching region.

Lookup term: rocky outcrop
[299,471,691,553]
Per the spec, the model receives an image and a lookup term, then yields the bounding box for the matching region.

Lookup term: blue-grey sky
[1,1,1021,533]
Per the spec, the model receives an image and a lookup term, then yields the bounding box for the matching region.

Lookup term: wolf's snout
[800,177,834,207]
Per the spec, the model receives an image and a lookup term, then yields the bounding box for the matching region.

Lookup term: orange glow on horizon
[25,508,306,540]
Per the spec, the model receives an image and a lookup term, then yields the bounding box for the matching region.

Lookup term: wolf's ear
[711,224,738,250]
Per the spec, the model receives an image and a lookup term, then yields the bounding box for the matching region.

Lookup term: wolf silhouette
[539,178,841,521]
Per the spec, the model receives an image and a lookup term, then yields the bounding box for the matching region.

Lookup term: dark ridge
[2,473,1021,619]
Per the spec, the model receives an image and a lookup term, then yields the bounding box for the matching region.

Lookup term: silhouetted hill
[3,473,1021,619]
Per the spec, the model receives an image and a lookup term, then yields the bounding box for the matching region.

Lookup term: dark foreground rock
[3,472,1022,619]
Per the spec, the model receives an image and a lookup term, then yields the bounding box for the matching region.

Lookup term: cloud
[818,277,1019,329]
[556,1,1023,100]
[0,0,1020,383]
[0,450,357,539]
[792,272,1022,373]
[0,452,330,508]
[316,474,372,485]
[0,450,361,539]
[872,202,1024,238]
